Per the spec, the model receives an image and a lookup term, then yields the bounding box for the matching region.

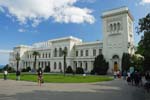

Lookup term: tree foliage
[44,66,50,72]
[121,53,131,72]
[62,48,67,75]
[66,66,73,73]
[76,67,84,74]
[32,51,40,71]
[3,64,15,73]
[137,13,150,71]
[92,54,109,75]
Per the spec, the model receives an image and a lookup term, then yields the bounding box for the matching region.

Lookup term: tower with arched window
[102,7,134,73]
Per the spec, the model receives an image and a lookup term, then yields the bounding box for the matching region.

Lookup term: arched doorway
[112,55,119,71]
[114,61,118,71]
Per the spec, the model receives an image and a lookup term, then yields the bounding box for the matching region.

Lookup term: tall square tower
[102,7,134,73]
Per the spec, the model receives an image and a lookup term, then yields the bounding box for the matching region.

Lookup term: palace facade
[9,7,135,73]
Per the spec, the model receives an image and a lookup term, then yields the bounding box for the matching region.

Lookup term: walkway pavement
[0,79,149,100]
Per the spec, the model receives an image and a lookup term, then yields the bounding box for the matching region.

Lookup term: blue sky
[0,0,150,65]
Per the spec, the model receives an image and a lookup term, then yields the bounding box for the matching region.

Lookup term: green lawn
[0,73,113,83]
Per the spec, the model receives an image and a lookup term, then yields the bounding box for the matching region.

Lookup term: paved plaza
[0,79,149,100]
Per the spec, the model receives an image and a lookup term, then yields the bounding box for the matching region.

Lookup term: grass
[0,73,113,83]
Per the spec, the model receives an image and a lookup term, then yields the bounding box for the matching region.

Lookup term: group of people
[3,68,43,86]
[125,70,150,92]
[3,70,21,80]
[125,71,142,86]
[113,70,122,79]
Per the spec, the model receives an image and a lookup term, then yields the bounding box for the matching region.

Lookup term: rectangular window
[93,49,96,56]
[76,51,78,57]
[86,50,88,56]
[99,49,102,54]
[49,53,51,58]
[81,50,83,56]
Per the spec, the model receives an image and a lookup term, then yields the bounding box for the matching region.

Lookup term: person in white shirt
[4,70,8,80]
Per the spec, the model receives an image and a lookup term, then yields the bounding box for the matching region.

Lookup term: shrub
[66,66,73,73]
[76,67,84,74]
[26,66,31,72]
[90,70,95,75]
[21,68,27,72]
[44,66,50,72]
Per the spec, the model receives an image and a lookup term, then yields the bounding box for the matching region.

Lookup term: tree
[92,54,109,75]
[15,52,20,71]
[62,48,67,76]
[131,54,144,72]
[3,64,15,73]
[66,66,73,73]
[121,53,131,72]
[76,67,84,74]
[32,51,40,71]
[44,66,50,72]
[137,13,150,71]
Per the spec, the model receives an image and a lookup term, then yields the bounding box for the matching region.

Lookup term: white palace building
[9,7,135,73]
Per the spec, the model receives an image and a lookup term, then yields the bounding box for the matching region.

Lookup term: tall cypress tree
[121,53,131,72]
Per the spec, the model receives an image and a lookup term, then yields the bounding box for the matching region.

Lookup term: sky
[0,0,150,65]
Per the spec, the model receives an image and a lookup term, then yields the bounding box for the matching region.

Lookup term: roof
[101,6,134,21]
[76,41,102,46]
[48,36,82,43]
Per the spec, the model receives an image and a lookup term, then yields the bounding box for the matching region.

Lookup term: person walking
[144,72,150,92]
[37,68,43,86]
[127,71,131,84]
[134,71,140,87]
[4,70,8,80]
[130,72,135,85]
[114,71,117,79]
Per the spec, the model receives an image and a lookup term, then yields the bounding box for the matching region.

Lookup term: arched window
[80,50,83,56]
[85,62,88,71]
[43,53,44,58]
[54,48,57,57]
[54,62,57,70]
[41,62,44,68]
[110,24,113,31]
[48,61,50,67]
[93,49,96,56]
[49,53,51,58]
[117,22,120,31]
[59,48,62,57]
[80,62,82,68]
[86,50,88,56]
[59,62,62,70]
[114,23,116,31]
[45,53,47,58]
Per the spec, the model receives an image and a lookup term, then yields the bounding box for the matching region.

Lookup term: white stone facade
[9,7,135,73]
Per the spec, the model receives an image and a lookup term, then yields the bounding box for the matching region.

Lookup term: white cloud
[140,0,150,5]
[0,0,95,27]
[18,28,26,32]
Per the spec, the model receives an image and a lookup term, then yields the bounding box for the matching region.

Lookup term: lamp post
[15,52,20,72]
